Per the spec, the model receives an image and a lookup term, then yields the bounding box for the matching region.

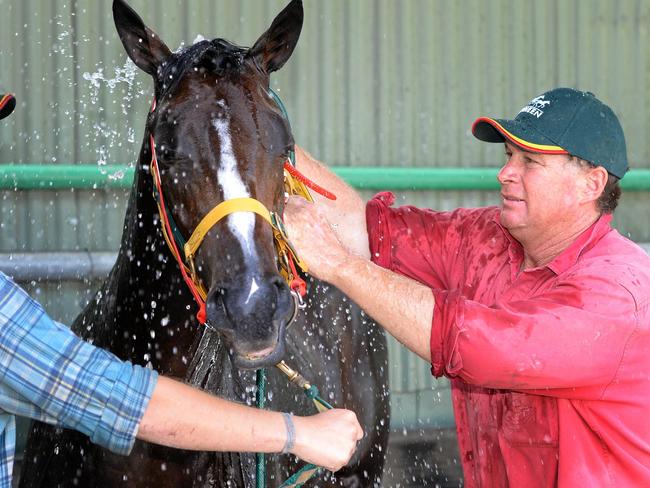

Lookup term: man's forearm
[330,254,434,362]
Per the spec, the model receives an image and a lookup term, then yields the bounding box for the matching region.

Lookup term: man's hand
[291,409,363,472]
[284,196,351,282]
[289,147,371,259]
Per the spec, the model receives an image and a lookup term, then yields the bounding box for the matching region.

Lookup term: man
[0,93,362,487]
[285,87,650,486]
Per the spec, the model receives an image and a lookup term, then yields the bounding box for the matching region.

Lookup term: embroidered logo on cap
[519,95,550,118]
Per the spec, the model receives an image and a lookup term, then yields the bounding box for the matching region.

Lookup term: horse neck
[115,147,187,295]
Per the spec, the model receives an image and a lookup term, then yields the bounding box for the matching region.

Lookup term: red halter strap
[149,134,209,324]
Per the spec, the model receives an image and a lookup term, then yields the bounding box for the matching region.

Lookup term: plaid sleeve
[0,273,158,455]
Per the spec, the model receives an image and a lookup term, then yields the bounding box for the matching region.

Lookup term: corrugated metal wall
[1,0,649,436]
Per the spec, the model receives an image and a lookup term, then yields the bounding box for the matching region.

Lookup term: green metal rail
[1,164,650,191]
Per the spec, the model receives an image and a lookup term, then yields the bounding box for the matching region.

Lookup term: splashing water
[82,60,141,108]
[81,59,146,169]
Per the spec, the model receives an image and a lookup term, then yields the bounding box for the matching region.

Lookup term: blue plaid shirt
[0,272,158,487]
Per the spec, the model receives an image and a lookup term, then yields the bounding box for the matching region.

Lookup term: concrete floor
[382,428,463,488]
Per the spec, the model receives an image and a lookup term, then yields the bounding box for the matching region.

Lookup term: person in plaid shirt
[0,93,362,487]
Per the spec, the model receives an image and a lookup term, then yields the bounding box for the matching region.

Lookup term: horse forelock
[157,39,248,98]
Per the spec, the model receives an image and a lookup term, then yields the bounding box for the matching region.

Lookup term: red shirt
[367,192,650,487]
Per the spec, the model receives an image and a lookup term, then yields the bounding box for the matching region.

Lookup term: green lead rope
[256,369,267,488]
[255,366,333,488]
[279,464,323,488]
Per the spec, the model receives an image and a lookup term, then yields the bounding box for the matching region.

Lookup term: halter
[148,93,333,326]
[150,92,336,488]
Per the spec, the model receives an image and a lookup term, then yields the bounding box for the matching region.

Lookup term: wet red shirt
[367,192,650,487]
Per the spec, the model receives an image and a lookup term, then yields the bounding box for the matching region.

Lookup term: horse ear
[247,0,303,73]
[112,0,171,77]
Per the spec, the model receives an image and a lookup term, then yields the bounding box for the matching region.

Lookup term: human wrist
[281,412,295,454]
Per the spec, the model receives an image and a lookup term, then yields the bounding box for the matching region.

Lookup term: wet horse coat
[20,1,389,487]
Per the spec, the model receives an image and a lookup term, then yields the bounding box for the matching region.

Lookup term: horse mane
[158,39,248,98]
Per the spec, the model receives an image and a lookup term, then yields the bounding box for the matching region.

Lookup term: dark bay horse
[20,1,389,487]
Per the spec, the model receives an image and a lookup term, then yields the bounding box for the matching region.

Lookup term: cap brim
[472,117,568,155]
[0,94,16,120]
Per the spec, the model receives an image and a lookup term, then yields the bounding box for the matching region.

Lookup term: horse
[19,0,389,487]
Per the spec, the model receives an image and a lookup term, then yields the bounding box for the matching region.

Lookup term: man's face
[497,142,588,243]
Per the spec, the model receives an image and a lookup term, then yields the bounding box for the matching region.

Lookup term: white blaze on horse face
[213,114,260,278]
[245,278,260,305]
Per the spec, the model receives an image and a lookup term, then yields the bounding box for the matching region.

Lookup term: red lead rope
[284,162,337,201]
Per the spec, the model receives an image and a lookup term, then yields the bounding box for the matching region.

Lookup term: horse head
[113,0,303,369]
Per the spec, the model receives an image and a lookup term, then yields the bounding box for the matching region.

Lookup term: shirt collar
[546,213,613,274]
[493,212,614,276]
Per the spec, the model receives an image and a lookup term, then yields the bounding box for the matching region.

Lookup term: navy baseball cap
[472,88,628,179]
[0,94,16,120]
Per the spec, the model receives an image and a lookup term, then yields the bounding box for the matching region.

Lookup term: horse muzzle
[231,319,288,369]
[205,273,295,369]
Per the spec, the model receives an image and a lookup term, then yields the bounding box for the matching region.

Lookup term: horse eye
[157,146,189,164]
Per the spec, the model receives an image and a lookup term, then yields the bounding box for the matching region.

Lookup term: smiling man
[285,88,650,487]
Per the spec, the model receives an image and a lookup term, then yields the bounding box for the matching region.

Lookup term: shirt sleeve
[366,191,450,288]
[366,191,499,290]
[430,267,642,400]
[0,273,158,455]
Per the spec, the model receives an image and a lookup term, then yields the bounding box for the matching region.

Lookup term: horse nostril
[269,275,294,315]
[270,275,287,293]
[270,275,292,300]
[205,287,229,322]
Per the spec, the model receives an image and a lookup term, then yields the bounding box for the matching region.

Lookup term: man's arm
[138,376,363,472]
[334,255,434,361]
[284,197,434,361]
[293,146,370,258]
